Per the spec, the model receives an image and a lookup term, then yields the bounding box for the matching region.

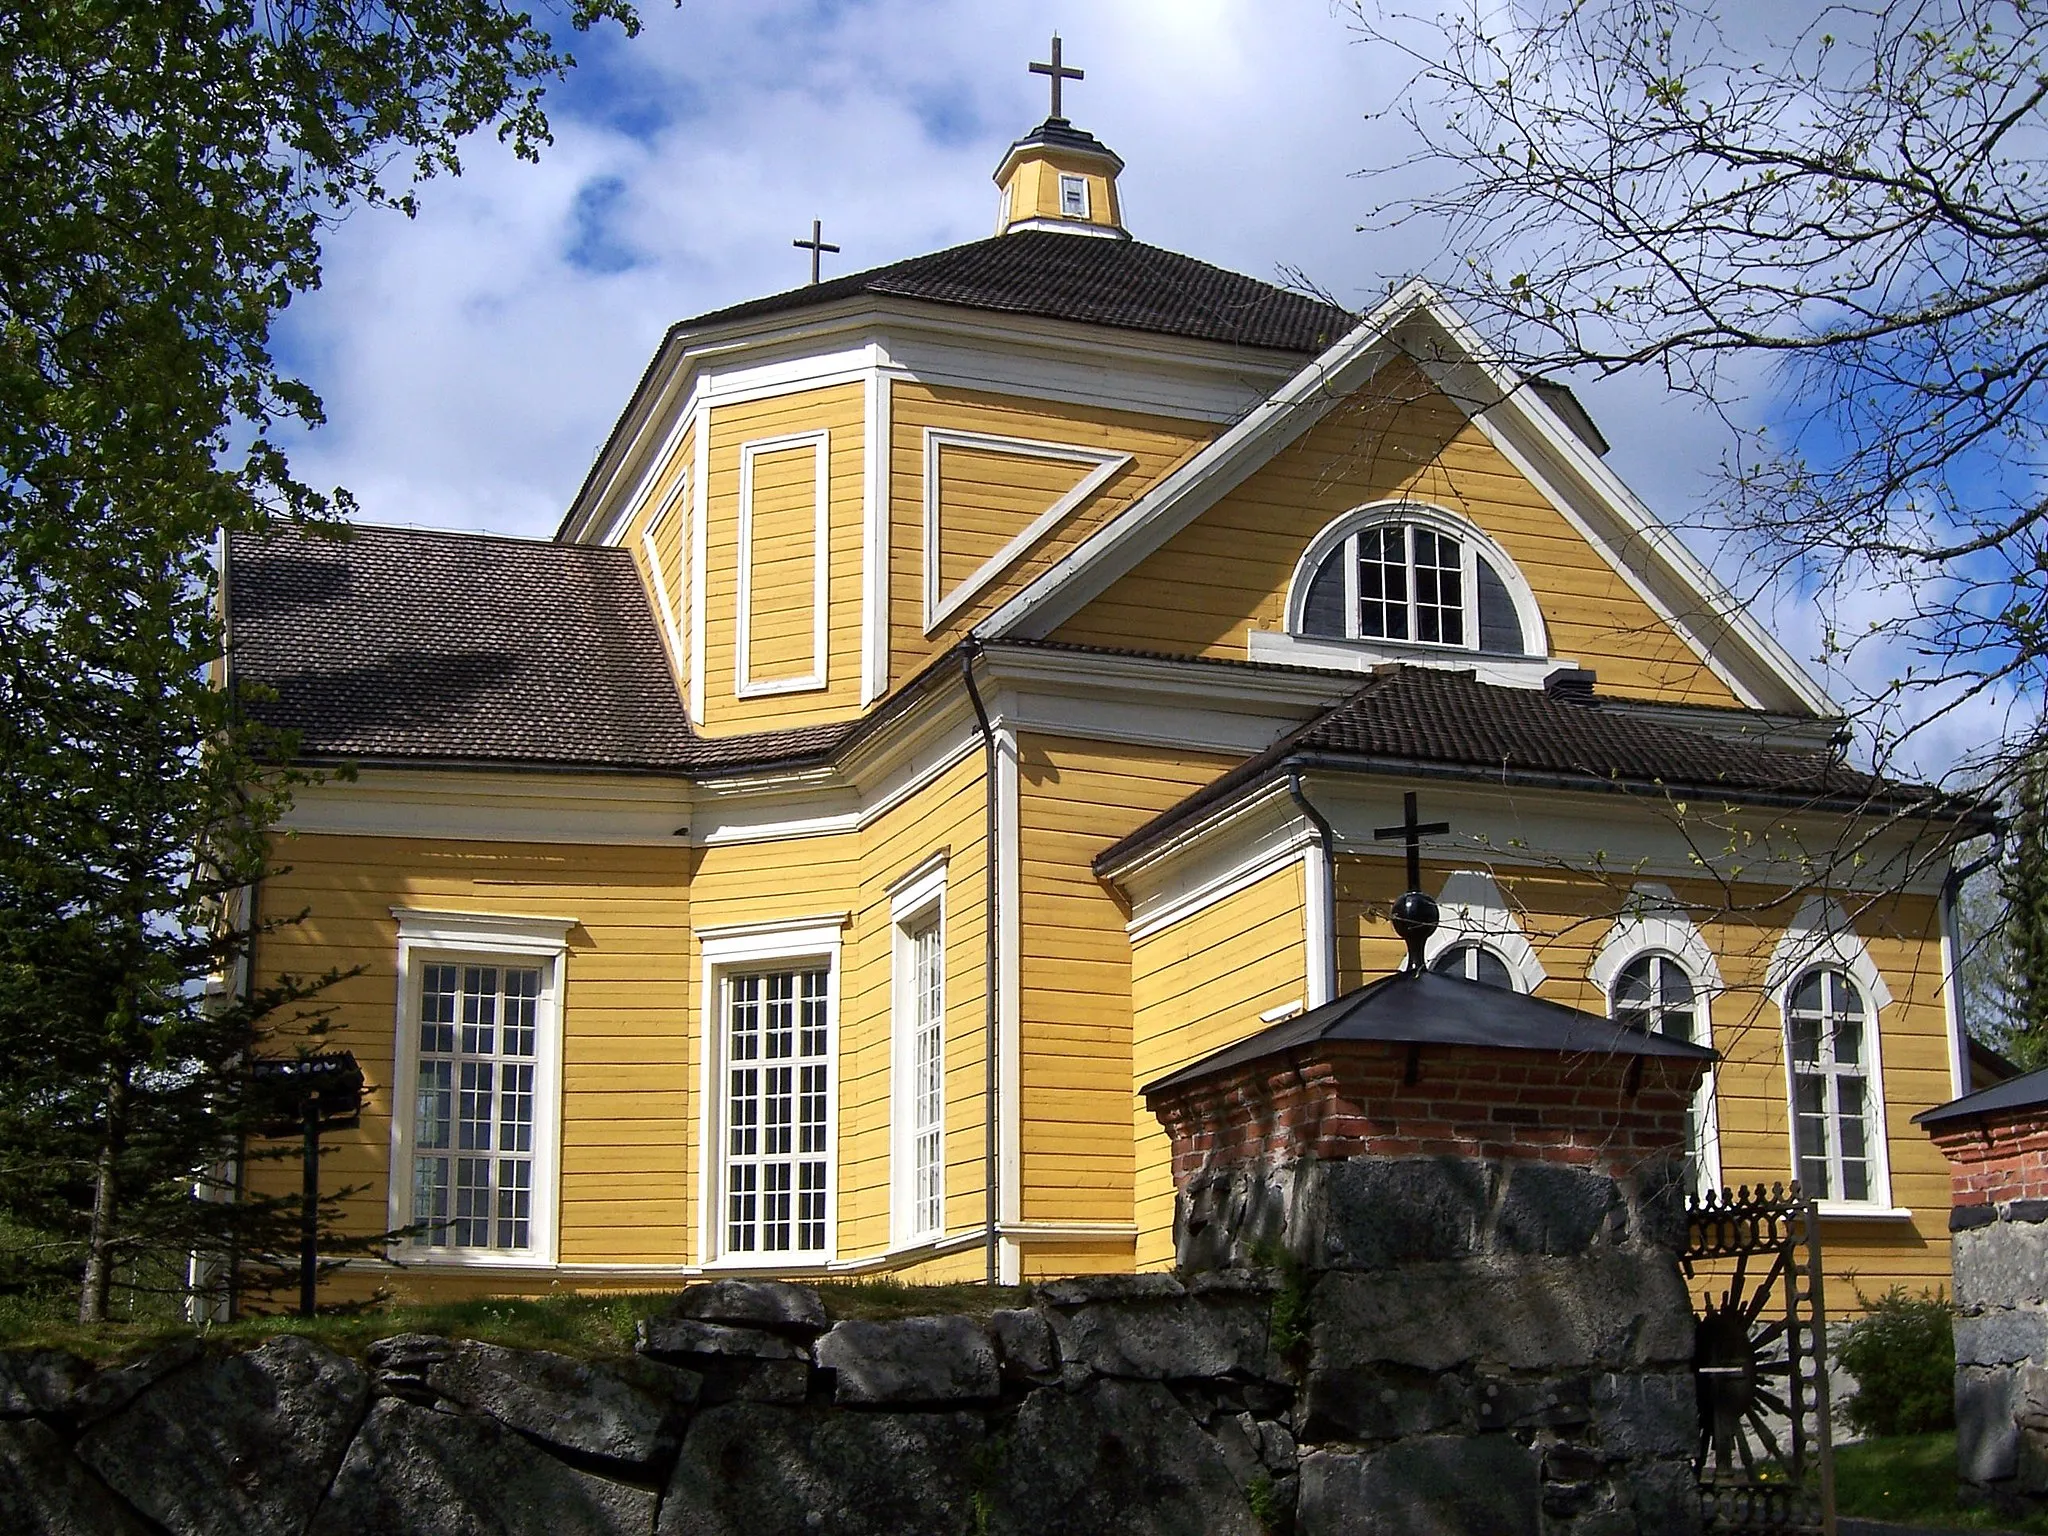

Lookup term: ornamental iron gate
[1683,1184,1837,1535]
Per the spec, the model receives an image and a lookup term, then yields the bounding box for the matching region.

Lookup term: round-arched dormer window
[1290,506,1544,657]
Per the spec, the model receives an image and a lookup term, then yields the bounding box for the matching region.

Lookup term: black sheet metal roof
[678,231,1353,354]
[1914,1066,2048,1129]
[1142,967,1714,1097]
[1098,665,1964,876]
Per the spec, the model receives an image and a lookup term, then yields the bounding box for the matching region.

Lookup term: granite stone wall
[0,1169,1701,1536]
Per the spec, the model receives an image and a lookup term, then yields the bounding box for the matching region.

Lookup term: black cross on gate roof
[1029,35,1084,120]
[1374,791,1450,896]
[792,218,839,286]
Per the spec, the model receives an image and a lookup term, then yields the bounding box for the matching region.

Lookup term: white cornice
[282,770,693,846]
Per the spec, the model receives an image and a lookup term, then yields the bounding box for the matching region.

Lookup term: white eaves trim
[976,282,1425,641]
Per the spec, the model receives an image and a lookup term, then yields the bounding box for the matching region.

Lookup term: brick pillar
[1145,1035,1709,1536]
[1925,1090,2048,1505]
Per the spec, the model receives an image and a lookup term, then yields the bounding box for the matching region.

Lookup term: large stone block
[1955,1221,2048,1313]
[1297,1435,1541,1536]
[979,1378,1260,1536]
[1958,1367,2022,1484]
[422,1339,695,1463]
[1311,1253,1693,1374]
[1490,1162,1620,1256]
[79,1336,367,1536]
[0,1353,90,1419]
[67,1340,203,1425]
[1298,1366,1465,1441]
[0,1420,152,1536]
[990,1309,1058,1381]
[815,1317,999,1405]
[1591,1371,1695,1458]
[1312,1157,1495,1270]
[637,1318,805,1362]
[310,1398,655,1536]
[1047,1292,1279,1382]
[660,1403,983,1536]
[1955,1308,2048,1368]
[672,1280,828,1337]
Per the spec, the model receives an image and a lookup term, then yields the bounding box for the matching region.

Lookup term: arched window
[1429,943,1517,990]
[1295,510,1538,656]
[1611,952,1714,1190]
[1786,967,1876,1202]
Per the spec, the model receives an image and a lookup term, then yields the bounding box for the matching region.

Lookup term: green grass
[0,1278,1035,1366]
[1835,1431,2048,1532]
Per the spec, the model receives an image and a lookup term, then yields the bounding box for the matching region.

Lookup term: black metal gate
[1683,1184,1837,1535]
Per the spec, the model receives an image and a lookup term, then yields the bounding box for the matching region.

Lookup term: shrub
[1837,1288,1955,1437]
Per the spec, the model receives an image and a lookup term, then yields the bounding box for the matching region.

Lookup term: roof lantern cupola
[995,36,1129,240]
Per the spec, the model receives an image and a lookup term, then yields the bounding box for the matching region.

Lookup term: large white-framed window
[1289,504,1546,657]
[1786,967,1883,1204]
[1421,870,1549,993]
[697,916,845,1267]
[388,908,573,1267]
[890,858,948,1248]
[1610,952,1720,1193]
[1767,897,1899,1214]
[1428,943,1517,990]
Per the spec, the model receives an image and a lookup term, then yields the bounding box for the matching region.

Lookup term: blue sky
[268,0,2010,779]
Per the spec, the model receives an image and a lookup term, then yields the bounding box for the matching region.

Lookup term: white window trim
[696,916,846,1269]
[1281,500,1551,661]
[1058,173,1090,220]
[387,907,574,1269]
[640,467,689,679]
[1769,898,1896,1211]
[1422,870,1548,992]
[735,430,830,699]
[921,428,1131,633]
[1590,888,1724,1193]
[889,857,949,1249]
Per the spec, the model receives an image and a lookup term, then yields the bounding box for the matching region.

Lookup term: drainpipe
[961,642,1001,1286]
[1285,765,1339,1007]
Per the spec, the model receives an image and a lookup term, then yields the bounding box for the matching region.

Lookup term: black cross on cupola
[1375,791,1451,974]
[1029,34,1084,120]
[792,218,839,286]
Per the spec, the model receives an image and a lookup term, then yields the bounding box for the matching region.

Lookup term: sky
[268,0,2016,781]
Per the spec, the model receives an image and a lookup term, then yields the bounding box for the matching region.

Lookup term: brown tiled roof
[1098,666,1963,874]
[228,524,700,771]
[679,232,1353,355]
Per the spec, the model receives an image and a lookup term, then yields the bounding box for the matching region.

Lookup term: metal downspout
[961,642,1001,1286]
[1285,765,1338,1005]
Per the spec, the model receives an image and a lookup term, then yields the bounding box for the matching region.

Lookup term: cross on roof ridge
[792,218,840,286]
[1029,34,1084,121]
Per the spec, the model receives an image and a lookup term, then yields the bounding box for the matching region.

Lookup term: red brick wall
[1148,1041,1701,1188]
[1930,1110,2048,1206]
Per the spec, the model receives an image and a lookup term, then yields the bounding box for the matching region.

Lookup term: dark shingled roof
[1098,665,1955,875]
[228,524,699,771]
[1143,966,1713,1097]
[678,231,1354,354]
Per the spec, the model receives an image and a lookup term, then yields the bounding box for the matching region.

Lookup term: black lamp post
[250,1051,364,1316]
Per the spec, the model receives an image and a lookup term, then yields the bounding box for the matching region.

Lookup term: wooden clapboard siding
[935,444,1093,601]
[889,383,1214,686]
[1013,735,1238,1238]
[1130,859,1309,1269]
[1333,853,1954,1297]
[688,746,991,1265]
[741,440,823,683]
[620,424,691,683]
[245,834,695,1292]
[699,383,865,735]
[1056,361,1743,707]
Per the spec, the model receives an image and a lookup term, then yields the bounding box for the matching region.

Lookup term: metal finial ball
[1391,889,1439,942]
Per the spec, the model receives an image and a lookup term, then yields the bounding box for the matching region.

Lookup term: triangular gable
[975,283,1837,718]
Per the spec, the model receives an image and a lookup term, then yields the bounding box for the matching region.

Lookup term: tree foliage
[1349,0,2048,782]
[0,0,637,1321]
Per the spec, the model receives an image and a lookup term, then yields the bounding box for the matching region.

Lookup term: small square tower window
[1058,174,1089,219]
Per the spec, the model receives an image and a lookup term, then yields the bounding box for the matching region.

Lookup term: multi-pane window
[1612,953,1714,1190]
[725,967,832,1257]
[1429,943,1516,990]
[909,920,945,1238]
[411,963,541,1252]
[1300,518,1531,655]
[1059,174,1089,218]
[1787,968,1877,1202]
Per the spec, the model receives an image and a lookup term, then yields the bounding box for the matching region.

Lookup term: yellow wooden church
[227,68,1990,1305]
